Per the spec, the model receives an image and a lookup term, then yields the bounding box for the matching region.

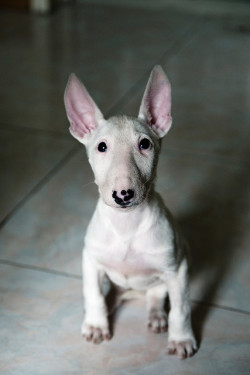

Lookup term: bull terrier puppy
[64,66,197,359]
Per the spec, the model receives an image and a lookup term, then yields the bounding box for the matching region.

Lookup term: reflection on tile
[0,128,74,222]
[0,264,249,375]
[0,5,197,132]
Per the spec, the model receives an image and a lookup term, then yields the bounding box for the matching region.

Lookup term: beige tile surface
[0,264,249,375]
[0,150,92,275]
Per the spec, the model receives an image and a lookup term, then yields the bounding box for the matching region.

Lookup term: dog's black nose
[112,189,134,206]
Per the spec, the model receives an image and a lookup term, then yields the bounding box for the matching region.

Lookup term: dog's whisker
[82,180,95,190]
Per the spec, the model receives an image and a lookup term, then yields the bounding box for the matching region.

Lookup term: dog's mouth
[113,197,144,210]
[120,202,138,210]
[113,199,139,209]
[103,198,140,210]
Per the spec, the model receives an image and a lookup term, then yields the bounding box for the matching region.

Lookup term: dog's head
[64,66,172,210]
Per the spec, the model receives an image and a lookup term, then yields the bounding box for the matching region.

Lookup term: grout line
[191,299,250,317]
[162,146,250,168]
[0,144,80,230]
[105,16,203,118]
[1,258,249,317]
[2,122,249,168]
[0,259,81,280]
[0,122,70,140]
[0,17,201,136]
[0,17,202,232]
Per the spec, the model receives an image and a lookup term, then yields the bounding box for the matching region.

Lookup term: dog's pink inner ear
[139,65,172,138]
[64,74,103,142]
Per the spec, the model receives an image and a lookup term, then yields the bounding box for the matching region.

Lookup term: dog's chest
[92,237,164,289]
[85,205,175,289]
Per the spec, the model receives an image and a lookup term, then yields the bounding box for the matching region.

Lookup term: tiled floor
[0,1,250,374]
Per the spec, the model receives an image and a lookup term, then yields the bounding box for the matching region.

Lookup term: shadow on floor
[179,159,249,345]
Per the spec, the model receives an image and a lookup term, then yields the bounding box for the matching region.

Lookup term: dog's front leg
[81,250,111,344]
[166,259,197,358]
[146,284,168,333]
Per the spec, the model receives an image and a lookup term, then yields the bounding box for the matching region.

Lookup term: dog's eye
[97,142,107,152]
[139,138,151,151]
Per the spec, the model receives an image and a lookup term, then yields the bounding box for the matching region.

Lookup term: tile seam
[163,147,250,168]
[191,299,250,317]
[0,17,203,230]
[105,15,203,118]
[0,259,249,317]
[0,144,80,230]
[0,122,70,139]
[0,18,201,138]
[0,259,81,280]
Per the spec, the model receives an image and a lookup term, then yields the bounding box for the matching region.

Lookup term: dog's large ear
[64,74,104,143]
[138,65,172,138]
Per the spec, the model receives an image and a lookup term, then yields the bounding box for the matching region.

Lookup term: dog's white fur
[64,66,197,359]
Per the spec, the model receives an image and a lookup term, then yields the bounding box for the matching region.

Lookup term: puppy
[64,66,197,359]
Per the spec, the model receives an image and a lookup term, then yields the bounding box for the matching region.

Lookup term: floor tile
[121,16,250,163]
[0,264,249,375]
[0,128,74,223]
[0,149,95,276]
[0,4,197,132]
[0,264,82,375]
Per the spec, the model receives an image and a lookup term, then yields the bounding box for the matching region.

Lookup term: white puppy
[64,66,197,359]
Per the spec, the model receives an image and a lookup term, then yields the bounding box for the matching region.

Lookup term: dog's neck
[96,193,157,240]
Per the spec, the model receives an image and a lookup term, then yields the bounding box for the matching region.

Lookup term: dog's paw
[81,323,111,344]
[167,339,197,359]
[147,310,168,333]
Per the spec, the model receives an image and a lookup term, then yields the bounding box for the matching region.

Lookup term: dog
[64,66,197,359]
